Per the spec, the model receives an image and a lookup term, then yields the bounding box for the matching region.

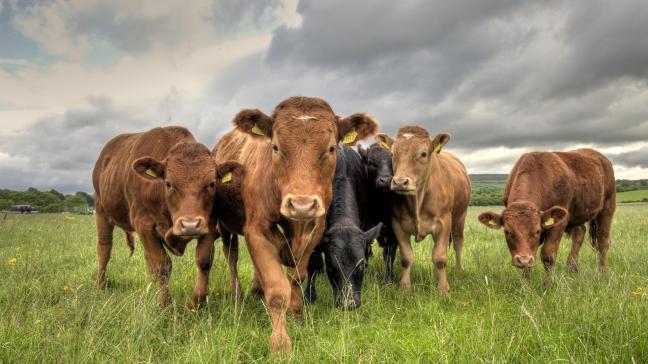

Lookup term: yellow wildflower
[632,288,645,297]
[8,257,17,265]
[64,285,69,293]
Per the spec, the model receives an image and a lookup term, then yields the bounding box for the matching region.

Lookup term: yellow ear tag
[145,168,157,178]
[380,141,390,150]
[489,219,496,226]
[433,144,442,153]
[342,128,358,144]
[221,172,232,184]
[544,217,554,227]
[251,123,265,136]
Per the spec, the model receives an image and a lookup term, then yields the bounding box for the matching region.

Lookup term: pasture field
[617,190,648,203]
[1,205,647,363]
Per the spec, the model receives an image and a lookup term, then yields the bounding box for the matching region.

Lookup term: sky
[0,0,647,194]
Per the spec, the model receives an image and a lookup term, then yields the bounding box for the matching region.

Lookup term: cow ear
[337,113,379,146]
[478,211,502,229]
[540,206,568,229]
[216,161,245,185]
[375,133,394,150]
[133,157,165,181]
[364,222,383,242]
[233,109,273,139]
[430,133,450,154]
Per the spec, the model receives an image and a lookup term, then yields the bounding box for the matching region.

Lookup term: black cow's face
[360,143,393,191]
[321,223,382,309]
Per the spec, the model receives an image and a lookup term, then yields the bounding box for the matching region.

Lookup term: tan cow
[213,96,378,353]
[378,126,471,293]
[93,126,243,308]
[478,149,616,278]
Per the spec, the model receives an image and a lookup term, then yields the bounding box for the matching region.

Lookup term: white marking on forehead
[402,133,414,139]
[294,115,317,121]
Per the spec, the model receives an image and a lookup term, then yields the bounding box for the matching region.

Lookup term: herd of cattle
[92,96,616,353]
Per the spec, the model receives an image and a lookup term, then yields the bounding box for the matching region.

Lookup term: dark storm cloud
[610,148,648,169]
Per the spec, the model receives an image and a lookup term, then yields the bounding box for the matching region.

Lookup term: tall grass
[1,205,647,362]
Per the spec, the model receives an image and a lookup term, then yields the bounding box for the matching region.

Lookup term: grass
[617,189,648,203]
[1,205,647,363]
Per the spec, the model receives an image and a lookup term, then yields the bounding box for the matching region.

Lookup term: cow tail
[125,232,135,257]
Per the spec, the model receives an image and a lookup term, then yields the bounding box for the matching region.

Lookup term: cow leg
[593,198,615,273]
[566,225,585,272]
[451,212,467,272]
[382,231,398,282]
[95,211,115,288]
[222,231,243,300]
[540,227,564,285]
[139,229,173,307]
[432,217,452,294]
[305,251,323,303]
[250,269,264,298]
[392,220,413,292]
[246,228,292,354]
[190,233,215,309]
[287,264,307,322]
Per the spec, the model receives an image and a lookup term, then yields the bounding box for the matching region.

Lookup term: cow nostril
[402,179,409,186]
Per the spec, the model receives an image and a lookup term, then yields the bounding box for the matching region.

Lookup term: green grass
[617,189,648,203]
[1,206,647,363]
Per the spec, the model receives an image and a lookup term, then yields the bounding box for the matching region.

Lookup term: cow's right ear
[232,109,273,139]
[375,133,394,150]
[430,133,450,154]
[216,161,245,185]
[478,211,503,229]
[133,157,165,181]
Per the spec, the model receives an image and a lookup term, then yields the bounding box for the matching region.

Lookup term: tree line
[0,188,94,213]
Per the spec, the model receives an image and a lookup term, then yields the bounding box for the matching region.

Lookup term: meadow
[1,205,647,363]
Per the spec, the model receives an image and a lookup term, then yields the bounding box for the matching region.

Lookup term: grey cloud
[610,148,648,168]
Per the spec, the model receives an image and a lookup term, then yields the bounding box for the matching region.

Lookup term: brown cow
[213,96,378,353]
[478,149,616,277]
[93,126,243,308]
[378,126,471,294]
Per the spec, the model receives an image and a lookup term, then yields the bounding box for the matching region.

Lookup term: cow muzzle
[280,194,325,220]
[391,176,415,194]
[512,254,535,268]
[173,216,208,238]
[376,176,392,190]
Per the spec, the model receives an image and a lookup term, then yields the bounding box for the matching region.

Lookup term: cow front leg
[432,217,451,294]
[139,230,172,307]
[222,231,243,300]
[304,251,323,303]
[566,225,585,272]
[95,210,115,288]
[382,232,398,282]
[540,227,564,285]
[593,198,615,273]
[392,220,413,292]
[190,234,215,309]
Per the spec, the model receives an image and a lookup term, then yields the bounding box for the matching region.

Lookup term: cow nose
[178,217,204,236]
[377,176,392,186]
[513,255,535,268]
[391,176,412,190]
[281,194,324,220]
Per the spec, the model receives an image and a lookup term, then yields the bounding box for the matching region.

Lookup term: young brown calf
[379,126,471,293]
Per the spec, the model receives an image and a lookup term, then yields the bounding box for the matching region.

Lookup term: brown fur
[381,126,471,293]
[212,96,378,354]
[478,148,616,276]
[93,126,242,308]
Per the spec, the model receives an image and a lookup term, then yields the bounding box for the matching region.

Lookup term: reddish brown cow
[478,149,616,277]
[93,126,242,307]
[213,96,378,353]
[378,126,471,294]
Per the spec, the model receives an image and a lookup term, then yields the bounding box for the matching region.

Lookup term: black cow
[358,140,399,282]
[305,145,382,310]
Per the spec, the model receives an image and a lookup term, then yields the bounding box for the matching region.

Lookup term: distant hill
[469,174,507,190]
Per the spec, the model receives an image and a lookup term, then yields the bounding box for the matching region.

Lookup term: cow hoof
[567,264,579,273]
[598,265,608,273]
[269,333,292,355]
[94,278,107,289]
[437,283,450,295]
[400,282,412,292]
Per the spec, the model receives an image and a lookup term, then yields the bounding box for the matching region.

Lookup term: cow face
[359,137,394,191]
[233,97,378,221]
[478,202,568,268]
[321,223,382,309]
[389,126,450,195]
[133,142,217,239]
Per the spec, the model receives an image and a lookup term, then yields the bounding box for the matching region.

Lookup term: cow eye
[165,181,172,189]
[421,151,428,158]
[209,181,216,188]
[329,145,336,153]
[272,144,279,153]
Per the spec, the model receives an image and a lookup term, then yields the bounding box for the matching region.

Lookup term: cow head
[359,135,394,191]
[389,126,450,195]
[321,223,382,310]
[133,142,219,240]
[478,202,569,268]
[233,96,379,221]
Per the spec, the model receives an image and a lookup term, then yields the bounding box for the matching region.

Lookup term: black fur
[305,145,382,309]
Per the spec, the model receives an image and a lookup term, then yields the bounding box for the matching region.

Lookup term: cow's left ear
[216,161,246,185]
[337,113,379,146]
[540,206,568,229]
[233,109,273,139]
[364,222,383,242]
[430,133,450,154]
[133,157,165,181]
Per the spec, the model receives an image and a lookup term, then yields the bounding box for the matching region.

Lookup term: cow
[212,96,379,354]
[358,139,399,282]
[93,126,243,308]
[379,126,471,294]
[478,149,616,278]
[304,145,383,310]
